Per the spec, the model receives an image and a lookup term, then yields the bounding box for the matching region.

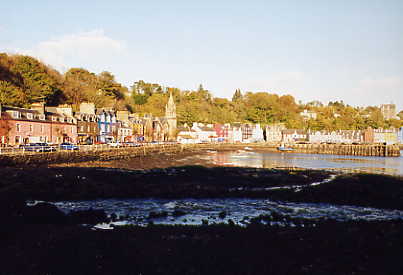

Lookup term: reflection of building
[380,104,396,120]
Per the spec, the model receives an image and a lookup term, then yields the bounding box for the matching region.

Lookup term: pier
[288,143,401,157]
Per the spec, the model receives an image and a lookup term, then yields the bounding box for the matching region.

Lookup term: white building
[228,124,243,143]
[177,125,198,144]
[191,123,217,143]
[251,124,264,142]
[265,123,286,143]
[300,109,317,120]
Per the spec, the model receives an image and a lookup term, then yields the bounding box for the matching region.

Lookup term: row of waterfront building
[177,123,403,145]
[0,97,402,147]
[0,93,178,146]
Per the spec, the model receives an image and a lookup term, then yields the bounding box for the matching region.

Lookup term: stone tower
[165,92,177,141]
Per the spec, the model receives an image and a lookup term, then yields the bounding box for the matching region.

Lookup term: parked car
[59,142,79,150]
[107,142,122,148]
[20,143,56,152]
[122,142,141,147]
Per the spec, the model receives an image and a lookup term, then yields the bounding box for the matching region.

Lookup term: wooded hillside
[0,53,401,130]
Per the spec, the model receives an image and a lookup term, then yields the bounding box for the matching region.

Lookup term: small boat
[277,146,294,152]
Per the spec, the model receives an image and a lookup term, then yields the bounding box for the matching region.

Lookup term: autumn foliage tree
[0,52,401,130]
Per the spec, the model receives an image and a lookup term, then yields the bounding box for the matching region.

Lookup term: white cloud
[20,29,127,72]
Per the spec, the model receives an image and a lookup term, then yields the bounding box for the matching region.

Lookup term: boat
[277,144,294,152]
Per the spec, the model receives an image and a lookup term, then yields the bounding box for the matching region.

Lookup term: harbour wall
[287,143,401,157]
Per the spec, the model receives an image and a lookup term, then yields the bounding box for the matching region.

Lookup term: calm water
[46,149,403,228]
[202,149,403,176]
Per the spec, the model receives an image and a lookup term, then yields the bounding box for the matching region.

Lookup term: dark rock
[218,211,227,219]
[148,211,168,219]
[68,209,108,225]
[172,209,187,217]
[23,203,67,225]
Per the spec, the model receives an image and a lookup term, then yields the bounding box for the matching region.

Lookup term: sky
[1,0,402,110]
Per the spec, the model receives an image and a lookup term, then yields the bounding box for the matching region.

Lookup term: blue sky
[1,0,402,110]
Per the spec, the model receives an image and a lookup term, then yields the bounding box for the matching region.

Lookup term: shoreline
[0,142,400,168]
[2,150,403,274]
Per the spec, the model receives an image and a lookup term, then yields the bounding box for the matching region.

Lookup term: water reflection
[209,150,403,175]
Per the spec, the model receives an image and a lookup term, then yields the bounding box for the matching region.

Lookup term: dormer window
[59,117,65,122]
[52,116,57,122]
[40,114,45,120]
[12,111,20,119]
[26,113,33,120]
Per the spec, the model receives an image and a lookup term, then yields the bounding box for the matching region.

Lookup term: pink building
[0,103,77,146]
[214,124,230,142]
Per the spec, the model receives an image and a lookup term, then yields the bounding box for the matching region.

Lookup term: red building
[0,103,77,146]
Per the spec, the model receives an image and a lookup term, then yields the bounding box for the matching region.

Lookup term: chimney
[31,102,45,114]
[79,102,96,115]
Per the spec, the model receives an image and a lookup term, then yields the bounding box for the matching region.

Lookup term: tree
[11,55,62,104]
[232,89,242,102]
[0,80,26,106]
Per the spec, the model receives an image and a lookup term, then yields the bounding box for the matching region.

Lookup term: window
[16,124,21,132]
[52,117,57,122]
[15,136,21,144]
[40,125,44,133]
[71,127,74,134]
[39,114,45,120]
[12,111,20,119]
[26,113,33,119]
[29,125,33,132]
[87,125,90,132]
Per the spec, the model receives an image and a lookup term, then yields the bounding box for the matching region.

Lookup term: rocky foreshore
[1,150,403,274]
